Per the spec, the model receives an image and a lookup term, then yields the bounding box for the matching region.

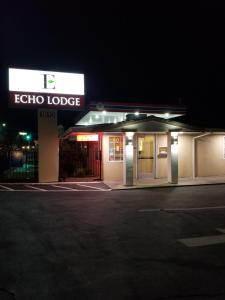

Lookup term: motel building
[8,68,225,186]
[60,102,225,186]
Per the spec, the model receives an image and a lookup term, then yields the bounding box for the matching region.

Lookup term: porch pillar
[124,132,135,186]
[167,131,178,184]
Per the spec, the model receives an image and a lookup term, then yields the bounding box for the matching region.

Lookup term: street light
[19,132,27,136]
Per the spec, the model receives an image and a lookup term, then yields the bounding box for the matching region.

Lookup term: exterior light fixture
[171,131,179,154]
[165,112,170,118]
[126,132,135,140]
[135,112,139,116]
[171,131,178,138]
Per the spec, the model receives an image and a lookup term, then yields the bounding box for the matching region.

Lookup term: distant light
[25,134,32,141]
[95,114,99,119]
[2,123,6,127]
[165,112,170,118]
[135,112,139,116]
[22,146,25,149]
[19,131,27,136]
[102,110,106,114]
[26,146,30,149]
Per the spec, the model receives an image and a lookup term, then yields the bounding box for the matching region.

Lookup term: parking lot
[1,184,225,299]
[0,181,111,192]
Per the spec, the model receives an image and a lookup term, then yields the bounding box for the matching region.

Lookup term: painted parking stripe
[138,206,225,213]
[178,234,225,247]
[0,184,14,191]
[25,185,47,191]
[51,185,78,191]
[76,183,111,191]
[165,206,225,212]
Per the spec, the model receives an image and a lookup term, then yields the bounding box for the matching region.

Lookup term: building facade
[62,103,225,185]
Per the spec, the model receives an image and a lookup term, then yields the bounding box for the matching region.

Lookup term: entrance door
[137,135,154,179]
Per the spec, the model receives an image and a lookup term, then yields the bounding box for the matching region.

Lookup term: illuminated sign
[76,134,98,142]
[9,68,85,110]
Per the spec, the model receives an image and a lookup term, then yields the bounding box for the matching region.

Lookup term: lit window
[109,136,123,161]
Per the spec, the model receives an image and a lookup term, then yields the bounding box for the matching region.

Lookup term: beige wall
[38,109,59,182]
[196,134,225,176]
[178,134,193,178]
[156,134,167,178]
[102,134,123,182]
[155,134,194,179]
[102,133,225,183]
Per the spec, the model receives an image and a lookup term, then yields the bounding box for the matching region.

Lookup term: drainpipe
[192,132,211,178]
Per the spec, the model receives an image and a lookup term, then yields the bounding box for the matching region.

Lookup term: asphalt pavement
[1,185,225,299]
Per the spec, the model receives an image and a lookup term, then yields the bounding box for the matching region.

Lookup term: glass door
[137,135,154,179]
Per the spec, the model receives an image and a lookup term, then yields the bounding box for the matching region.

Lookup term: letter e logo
[43,74,56,89]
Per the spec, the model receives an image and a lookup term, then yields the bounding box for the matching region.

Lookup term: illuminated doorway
[137,135,155,179]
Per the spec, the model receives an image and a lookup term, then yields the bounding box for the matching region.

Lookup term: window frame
[223,136,225,159]
[108,135,123,162]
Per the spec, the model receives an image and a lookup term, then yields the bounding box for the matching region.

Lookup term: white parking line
[51,185,78,191]
[0,185,14,191]
[178,234,225,247]
[165,206,225,212]
[138,206,225,213]
[25,185,47,192]
[76,183,111,191]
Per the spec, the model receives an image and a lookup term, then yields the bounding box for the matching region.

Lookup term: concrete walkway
[106,176,225,190]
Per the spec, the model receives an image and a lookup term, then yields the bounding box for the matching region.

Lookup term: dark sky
[1,2,225,131]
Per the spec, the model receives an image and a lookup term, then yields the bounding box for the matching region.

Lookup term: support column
[124,132,135,186]
[38,109,59,182]
[167,131,178,184]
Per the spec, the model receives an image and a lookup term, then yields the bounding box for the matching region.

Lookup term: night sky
[1,2,225,131]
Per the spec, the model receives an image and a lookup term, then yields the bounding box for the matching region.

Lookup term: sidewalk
[106,176,225,190]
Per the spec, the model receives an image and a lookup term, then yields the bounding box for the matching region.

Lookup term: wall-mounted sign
[158,146,167,158]
[76,134,99,142]
[9,68,85,110]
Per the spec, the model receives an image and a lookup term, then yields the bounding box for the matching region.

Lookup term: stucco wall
[156,134,167,178]
[156,134,194,179]
[102,134,123,182]
[196,134,225,176]
[178,134,193,178]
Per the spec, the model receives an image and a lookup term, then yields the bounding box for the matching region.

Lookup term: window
[109,136,123,161]
[224,137,225,159]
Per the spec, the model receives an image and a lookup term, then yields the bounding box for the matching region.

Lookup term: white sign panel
[9,68,85,110]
